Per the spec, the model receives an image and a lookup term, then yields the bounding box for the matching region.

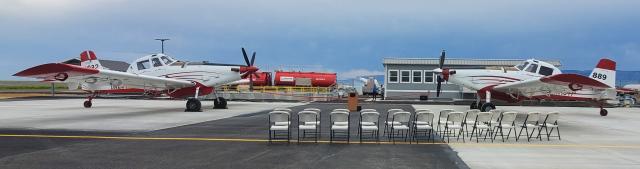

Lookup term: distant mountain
[563,70,640,87]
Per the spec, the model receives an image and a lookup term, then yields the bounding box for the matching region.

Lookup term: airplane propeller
[436,50,446,97]
[241,48,260,91]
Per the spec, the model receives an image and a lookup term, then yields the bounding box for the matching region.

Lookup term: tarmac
[0,98,638,168]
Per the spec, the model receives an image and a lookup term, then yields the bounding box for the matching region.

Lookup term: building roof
[383,58,562,67]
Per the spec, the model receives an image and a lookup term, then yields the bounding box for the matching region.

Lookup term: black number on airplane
[592,72,607,80]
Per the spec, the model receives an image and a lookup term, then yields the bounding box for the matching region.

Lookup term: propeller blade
[439,49,446,69]
[252,72,260,78]
[436,76,442,97]
[250,52,256,66]
[242,48,250,66]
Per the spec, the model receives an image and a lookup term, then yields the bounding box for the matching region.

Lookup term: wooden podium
[347,92,358,112]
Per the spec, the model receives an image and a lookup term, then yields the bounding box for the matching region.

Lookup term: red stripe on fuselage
[469,75,521,81]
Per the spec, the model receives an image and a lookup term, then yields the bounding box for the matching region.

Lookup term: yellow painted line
[0,134,639,149]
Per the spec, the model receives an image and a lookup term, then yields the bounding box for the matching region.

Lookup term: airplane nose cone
[433,68,443,73]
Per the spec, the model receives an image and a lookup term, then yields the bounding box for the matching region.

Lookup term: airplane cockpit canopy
[514,59,561,76]
[130,53,177,71]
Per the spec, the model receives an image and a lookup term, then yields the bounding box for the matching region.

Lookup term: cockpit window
[160,56,173,65]
[137,60,150,70]
[152,58,163,67]
[516,62,529,70]
[539,66,554,76]
[525,63,538,73]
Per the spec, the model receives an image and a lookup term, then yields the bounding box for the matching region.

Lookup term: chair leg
[556,127,561,140]
[517,127,524,141]
[506,128,512,141]
[545,127,550,141]
[492,127,498,142]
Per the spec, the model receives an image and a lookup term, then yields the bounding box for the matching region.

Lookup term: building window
[424,71,434,83]
[412,70,422,83]
[388,70,398,83]
[400,70,411,83]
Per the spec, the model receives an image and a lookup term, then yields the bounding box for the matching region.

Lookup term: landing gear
[83,100,92,108]
[600,108,608,116]
[186,98,202,112]
[213,97,228,109]
[470,101,480,109]
[84,94,95,108]
[480,102,495,112]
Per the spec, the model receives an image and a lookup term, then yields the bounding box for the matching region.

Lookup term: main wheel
[600,109,608,116]
[186,98,202,112]
[214,97,228,109]
[480,102,495,112]
[470,101,478,109]
[83,101,92,108]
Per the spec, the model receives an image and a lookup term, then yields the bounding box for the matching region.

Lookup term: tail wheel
[83,101,92,108]
[186,98,202,112]
[214,97,228,109]
[480,103,495,112]
[600,109,608,116]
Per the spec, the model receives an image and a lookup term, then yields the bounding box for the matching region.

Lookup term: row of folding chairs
[268,108,413,144]
[268,107,358,143]
[435,109,561,143]
[268,107,560,144]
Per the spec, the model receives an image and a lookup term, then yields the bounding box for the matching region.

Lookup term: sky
[1,0,639,80]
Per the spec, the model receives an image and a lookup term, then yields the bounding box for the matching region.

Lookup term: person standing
[372,85,378,101]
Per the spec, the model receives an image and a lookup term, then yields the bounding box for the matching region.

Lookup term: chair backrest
[446,112,465,124]
[439,109,455,120]
[273,108,292,112]
[361,112,380,123]
[298,111,318,123]
[360,109,377,112]
[304,108,321,113]
[465,109,480,121]
[543,112,560,124]
[392,111,411,123]
[414,109,430,113]
[333,109,350,112]
[489,109,503,121]
[475,112,492,124]
[387,109,405,120]
[525,112,541,124]
[500,112,518,125]
[269,111,290,123]
[330,111,349,123]
[415,112,435,125]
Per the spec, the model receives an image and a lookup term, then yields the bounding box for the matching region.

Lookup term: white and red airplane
[13,48,261,112]
[433,50,617,116]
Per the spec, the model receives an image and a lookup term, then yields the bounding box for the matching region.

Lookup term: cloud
[339,69,384,80]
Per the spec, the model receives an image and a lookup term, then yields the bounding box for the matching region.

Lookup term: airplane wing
[492,74,614,100]
[14,63,195,90]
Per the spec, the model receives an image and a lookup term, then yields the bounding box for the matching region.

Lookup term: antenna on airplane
[154,38,170,53]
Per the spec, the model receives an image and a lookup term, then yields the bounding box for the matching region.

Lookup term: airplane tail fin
[590,58,616,88]
[79,50,103,69]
